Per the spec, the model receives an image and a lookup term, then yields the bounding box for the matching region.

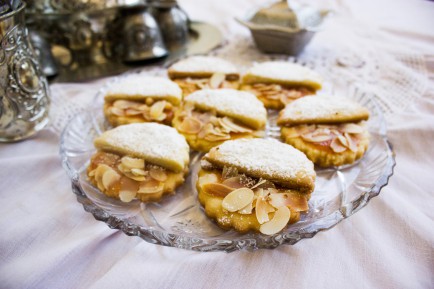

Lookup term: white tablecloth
[1,0,433,288]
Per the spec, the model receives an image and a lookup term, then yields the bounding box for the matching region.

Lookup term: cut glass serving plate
[60,83,395,252]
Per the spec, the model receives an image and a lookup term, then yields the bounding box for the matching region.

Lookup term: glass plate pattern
[60,85,395,252]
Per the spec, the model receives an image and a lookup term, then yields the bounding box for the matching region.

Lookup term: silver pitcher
[0,2,50,142]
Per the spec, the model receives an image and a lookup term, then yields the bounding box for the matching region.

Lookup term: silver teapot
[0,2,50,142]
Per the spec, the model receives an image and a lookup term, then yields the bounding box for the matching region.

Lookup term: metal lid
[242,1,329,33]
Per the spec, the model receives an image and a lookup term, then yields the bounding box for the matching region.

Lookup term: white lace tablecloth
[1,0,433,288]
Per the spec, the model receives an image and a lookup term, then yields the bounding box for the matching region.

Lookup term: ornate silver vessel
[0,2,50,142]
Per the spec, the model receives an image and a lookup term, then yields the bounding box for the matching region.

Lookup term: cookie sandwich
[241,61,323,109]
[173,89,267,152]
[196,138,316,235]
[277,95,370,167]
[168,56,240,95]
[87,123,190,202]
[103,75,182,127]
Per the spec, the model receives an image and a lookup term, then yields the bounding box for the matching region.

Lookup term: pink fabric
[1,0,433,288]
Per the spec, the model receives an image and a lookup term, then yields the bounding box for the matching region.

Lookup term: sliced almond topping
[269,192,308,212]
[259,206,291,235]
[179,116,202,134]
[203,183,234,197]
[102,168,121,190]
[330,137,347,153]
[222,188,254,212]
[119,190,137,202]
[142,109,151,121]
[137,104,149,112]
[251,179,267,189]
[149,167,167,182]
[88,169,96,177]
[121,156,145,170]
[255,197,271,224]
[124,173,147,182]
[94,164,111,181]
[109,107,125,116]
[196,111,214,124]
[154,112,167,122]
[117,163,129,174]
[315,127,331,135]
[254,188,269,198]
[340,123,364,134]
[138,179,164,194]
[203,132,231,142]
[238,201,254,214]
[198,173,219,188]
[113,100,138,109]
[345,132,358,152]
[131,168,147,176]
[125,108,142,116]
[94,164,112,191]
[198,123,214,139]
[209,72,226,89]
[297,124,316,135]
[150,101,167,120]
[219,117,252,133]
[119,176,139,195]
[337,134,349,147]
[301,132,333,143]
[222,176,246,189]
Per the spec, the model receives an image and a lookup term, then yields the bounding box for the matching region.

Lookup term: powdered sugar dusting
[168,56,238,75]
[94,123,189,171]
[279,95,369,123]
[244,61,323,86]
[205,138,315,185]
[105,75,182,100]
[185,89,267,127]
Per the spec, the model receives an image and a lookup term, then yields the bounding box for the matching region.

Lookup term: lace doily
[209,18,429,115]
[48,17,429,135]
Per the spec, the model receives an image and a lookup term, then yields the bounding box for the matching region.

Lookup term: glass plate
[60,85,395,252]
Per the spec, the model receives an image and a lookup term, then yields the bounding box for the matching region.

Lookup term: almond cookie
[196,138,316,235]
[87,123,189,202]
[277,95,370,167]
[168,56,240,95]
[241,61,323,109]
[103,75,182,127]
[172,89,267,152]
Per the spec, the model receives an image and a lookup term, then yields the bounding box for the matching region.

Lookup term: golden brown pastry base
[196,169,304,234]
[103,103,174,127]
[281,127,370,167]
[87,152,186,203]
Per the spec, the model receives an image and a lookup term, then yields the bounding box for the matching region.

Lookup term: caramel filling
[176,104,257,142]
[198,166,309,235]
[173,73,239,95]
[88,152,182,202]
[107,99,175,124]
[282,122,366,153]
[245,83,313,105]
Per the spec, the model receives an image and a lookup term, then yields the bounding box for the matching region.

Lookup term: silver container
[237,2,329,55]
[0,3,50,142]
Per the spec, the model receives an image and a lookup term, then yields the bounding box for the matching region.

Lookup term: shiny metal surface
[150,1,189,51]
[117,5,168,62]
[49,21,222,83]
[0,3,50,142]
[29,29,58,77]
[237,2,329,55]
[24,0,202,80]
